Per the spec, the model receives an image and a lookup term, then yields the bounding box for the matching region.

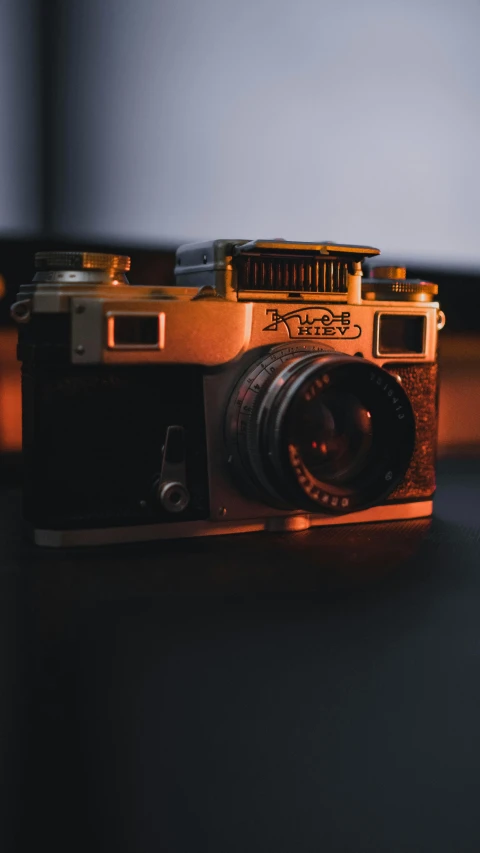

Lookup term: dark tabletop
[2,458,480,853]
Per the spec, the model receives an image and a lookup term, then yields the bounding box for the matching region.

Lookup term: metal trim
[106,311,166,350]
[33,501,433,548]
[374,311,428,359]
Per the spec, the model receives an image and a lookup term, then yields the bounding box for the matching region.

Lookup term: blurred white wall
[50,0,480,265]
[0,0,40,234]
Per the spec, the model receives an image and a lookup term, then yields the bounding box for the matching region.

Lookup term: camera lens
[292,389,373,486]
[227,346,415,514]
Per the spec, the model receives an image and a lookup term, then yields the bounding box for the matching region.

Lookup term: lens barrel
[227,347,415,514]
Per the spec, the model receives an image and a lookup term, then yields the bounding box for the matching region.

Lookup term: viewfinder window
[107,313,165,349]
[378,315,425,355]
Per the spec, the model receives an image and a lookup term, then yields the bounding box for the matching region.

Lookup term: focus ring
[227,349,416,515]
[261,356,415,513]
[226,344,331,506]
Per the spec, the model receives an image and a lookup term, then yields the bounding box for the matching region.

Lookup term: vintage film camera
[11,241,444,546]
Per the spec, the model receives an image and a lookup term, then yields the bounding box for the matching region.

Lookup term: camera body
[11,241,442,547]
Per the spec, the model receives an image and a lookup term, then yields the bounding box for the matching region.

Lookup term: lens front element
[292,386,373,486]
[227,346,415,514]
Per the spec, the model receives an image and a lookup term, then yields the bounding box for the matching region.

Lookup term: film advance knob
[372,266,407,280]
[363,265,438,302]
[34,251,131,273]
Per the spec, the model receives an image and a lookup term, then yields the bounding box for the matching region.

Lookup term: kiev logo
[262,307,362,339]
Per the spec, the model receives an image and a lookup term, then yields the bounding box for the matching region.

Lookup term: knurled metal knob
[362,276,438,302]
[364,264,438,302]
[34,251,131,273]
[372,266,407,280]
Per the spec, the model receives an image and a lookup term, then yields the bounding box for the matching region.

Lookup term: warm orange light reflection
[0,328,21,452]
[438,335,480,454]
[107,316,115,349]
[0,329,480,458]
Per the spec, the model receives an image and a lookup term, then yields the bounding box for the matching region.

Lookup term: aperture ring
[262,356,415,513]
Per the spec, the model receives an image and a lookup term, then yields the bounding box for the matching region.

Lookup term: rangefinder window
[377,314,425,356]
[107,313,165,349]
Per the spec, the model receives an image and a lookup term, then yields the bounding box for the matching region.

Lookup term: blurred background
[1,0,480,478]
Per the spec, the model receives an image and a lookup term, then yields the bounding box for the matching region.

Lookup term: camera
[11,241,444,547]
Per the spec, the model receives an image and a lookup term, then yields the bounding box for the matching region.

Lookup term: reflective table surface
[1,458,480,853]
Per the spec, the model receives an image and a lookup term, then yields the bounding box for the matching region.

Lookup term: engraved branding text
[263,307,361,339]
